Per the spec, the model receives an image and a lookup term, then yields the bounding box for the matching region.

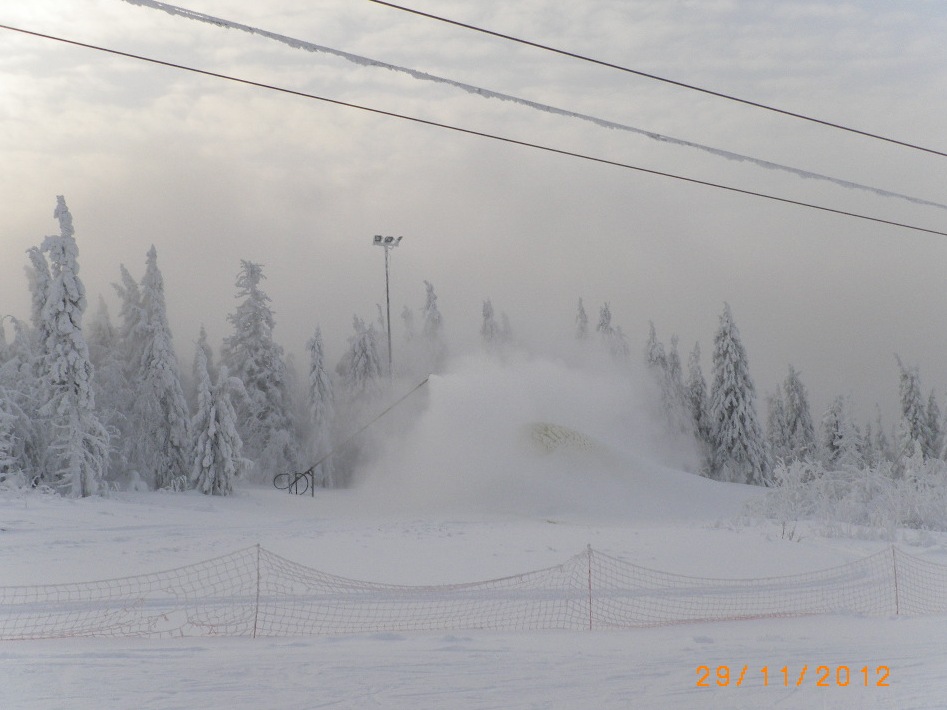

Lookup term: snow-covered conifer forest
[2,196,947,532]
[7,197,947,707]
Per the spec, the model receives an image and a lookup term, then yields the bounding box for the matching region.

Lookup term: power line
[2,22,946,239]
[367,0,947,160]
[121,0,947,213]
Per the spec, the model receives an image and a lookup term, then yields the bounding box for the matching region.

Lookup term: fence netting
[1,545,944,639]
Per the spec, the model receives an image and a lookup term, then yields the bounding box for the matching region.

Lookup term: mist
[353,352,727,520]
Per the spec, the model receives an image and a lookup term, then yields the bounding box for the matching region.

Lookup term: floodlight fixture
[374,235,402,247]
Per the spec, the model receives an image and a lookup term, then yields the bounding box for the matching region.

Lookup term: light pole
[373,234,402,378]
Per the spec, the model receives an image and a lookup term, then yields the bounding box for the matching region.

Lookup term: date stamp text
[696,664,890,688]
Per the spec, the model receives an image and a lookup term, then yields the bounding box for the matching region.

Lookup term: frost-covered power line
[368,0,947,160]
[4,22,946,238]
[124,0,947,213]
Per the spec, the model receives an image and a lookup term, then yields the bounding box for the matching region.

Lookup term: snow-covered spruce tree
[870,407,890,461]
[22,251,57,478]
[596,302,615,350]
[190,347,248,496]
[86,296,117,371]
[766,390,791,464]
[686,342,713,472]
[596,303,629,362]
[130,246,192,491]
[481,299,500,351]
[332,315,382,482]
[665,335,693,434]
[782,365,817,461]
[189,324,216,410]
[0,319,33,487]
[860,418,877,467]
[926,390,942,461]
[500,312,513,345]
[38,197,110,497]
[645,321,667,374]
[895,357,933,462]
[644,323,691,436]
[707,303,770,485]
[112,264,144,366]
[575,298,589,340]
[420,280,447,373]
[25,246,52,355]
[0,380,25,488]
[221,260,299,482]
[306,327,337,487]
[0,318,47,481]
[109,263,148,479]
[819,395,846,466]
[25,245,55,459]
[820,395,864,470]
[338,315,383,403]
[768,367,817,466]
[85,296,132,480]
[481,300,514,358]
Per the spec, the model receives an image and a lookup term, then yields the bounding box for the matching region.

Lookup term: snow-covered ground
[4,481,947,708]
[4,363,947,708]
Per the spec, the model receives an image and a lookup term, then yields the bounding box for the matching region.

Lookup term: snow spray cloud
[126,0,947,212]
[356,353,701,517]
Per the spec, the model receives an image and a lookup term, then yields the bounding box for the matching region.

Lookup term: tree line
[640,305,941,487]
[0,197,450,496]
[0,197,934,498]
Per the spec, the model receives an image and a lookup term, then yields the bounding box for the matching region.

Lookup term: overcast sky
[2,0,946,428]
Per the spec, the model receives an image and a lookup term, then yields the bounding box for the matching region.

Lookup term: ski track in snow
[124,0,947,213]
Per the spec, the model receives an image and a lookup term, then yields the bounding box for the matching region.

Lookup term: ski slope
[4,482,947,709]
[3,361,947,708]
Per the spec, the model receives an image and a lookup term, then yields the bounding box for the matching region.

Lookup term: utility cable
[2,22,946,238]
[123,0,947,212]
[367,0,947,159]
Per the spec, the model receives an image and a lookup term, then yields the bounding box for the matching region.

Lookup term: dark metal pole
[384,245,393,379]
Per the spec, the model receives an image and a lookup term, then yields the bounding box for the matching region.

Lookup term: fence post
[253,544,261,638]
[587,544,593,631]
[891,546,900,616]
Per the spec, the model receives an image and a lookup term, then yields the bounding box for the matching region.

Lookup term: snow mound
[358,356,756,521]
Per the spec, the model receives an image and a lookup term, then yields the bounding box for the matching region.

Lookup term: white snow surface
[4,362,947,708]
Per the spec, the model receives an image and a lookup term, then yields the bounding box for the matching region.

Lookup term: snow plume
[354,354,712,519]
[126,0,947,212]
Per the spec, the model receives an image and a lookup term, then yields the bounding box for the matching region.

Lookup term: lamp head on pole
[373,235,403,247]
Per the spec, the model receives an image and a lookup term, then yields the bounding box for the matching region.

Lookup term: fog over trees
[3,198,946,516]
